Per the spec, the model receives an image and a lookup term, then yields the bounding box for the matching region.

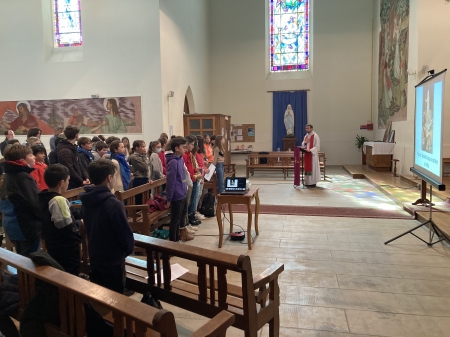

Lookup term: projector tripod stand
[385,185,446,246]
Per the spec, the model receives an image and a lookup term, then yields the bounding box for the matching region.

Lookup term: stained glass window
[270,0,309,72]
[53,0,82,48]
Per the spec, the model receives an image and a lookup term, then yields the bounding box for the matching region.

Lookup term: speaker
[230,231,245,241]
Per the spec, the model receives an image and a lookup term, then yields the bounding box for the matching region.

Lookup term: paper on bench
[204,164,216,181]
[155,263,189,284]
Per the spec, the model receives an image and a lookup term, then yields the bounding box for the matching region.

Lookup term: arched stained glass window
[270,0,309,72]
[53,0,82,48]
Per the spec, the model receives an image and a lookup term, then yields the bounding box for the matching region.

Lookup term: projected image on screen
[414,69,446,185]
[421,87,434,154]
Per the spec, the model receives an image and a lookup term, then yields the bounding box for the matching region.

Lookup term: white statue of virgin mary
[284,104,295,136]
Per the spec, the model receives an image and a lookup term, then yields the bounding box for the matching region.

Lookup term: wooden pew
[115,177,170,236]
[0,248,235,337]
[61,186,85,202]
[245,152,294,180]
[246,152,326,180]
[61,181,170,236]
[59,186,89,272]
[125,234,284,337]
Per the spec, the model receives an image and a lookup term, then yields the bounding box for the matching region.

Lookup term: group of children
[0,125,227,296]
[165,133,227,242]
[1,146,133,295]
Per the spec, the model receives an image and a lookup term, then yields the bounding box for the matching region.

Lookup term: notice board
[231,124,255,142]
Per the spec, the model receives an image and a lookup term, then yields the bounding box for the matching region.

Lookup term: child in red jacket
[30,145,48,191]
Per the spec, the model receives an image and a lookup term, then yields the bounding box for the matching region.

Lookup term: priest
[301,124,321,187]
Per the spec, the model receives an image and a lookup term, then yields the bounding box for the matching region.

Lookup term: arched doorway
[184,95,190,114]
[184,86,195,115]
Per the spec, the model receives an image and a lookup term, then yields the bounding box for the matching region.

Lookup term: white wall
[417,0,450,159]
[209,0,374,165]
[0,0,163,148]
[160,0,211,137]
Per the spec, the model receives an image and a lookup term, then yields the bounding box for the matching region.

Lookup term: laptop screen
[225,178,247,191]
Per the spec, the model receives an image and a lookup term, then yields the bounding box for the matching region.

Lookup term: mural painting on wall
[0,96,142,135]
[378,0,409,129]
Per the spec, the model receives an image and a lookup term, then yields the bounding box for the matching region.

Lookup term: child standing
[158,137,168,175]
[203,134,214,164]
[80,159,134,293]
[128,140,152,204]
[0,144,41,257]
[183,136,202,227]
[110,140,131,192]
[30,144,48,191]
[166,137,193,242]
[39,164,82,275]
[148,140,164,181]
[122,137,131,160]
[77,137,93,176]
[193,136,209,219]
[213,135,226,194]
[91,141,108,161]
[129,140,151,187]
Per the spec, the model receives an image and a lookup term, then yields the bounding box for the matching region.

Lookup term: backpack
[200,192,216,217]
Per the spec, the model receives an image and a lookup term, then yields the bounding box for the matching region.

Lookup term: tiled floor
[140,166,450,336]
[241,166,408,211]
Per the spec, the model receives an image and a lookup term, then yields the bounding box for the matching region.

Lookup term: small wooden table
[216,187,260,250]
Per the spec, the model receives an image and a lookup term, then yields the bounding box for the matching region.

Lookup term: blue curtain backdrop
[272,91,308,151]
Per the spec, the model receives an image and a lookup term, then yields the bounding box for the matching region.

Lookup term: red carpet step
[223,204,413,219]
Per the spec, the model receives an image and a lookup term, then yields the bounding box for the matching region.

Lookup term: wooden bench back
[0,248,180,337]
[130,234,283,334]
[133,233,255,305]
[246,152,326,165]
[115,177,166,205]
[246,153,295,166]
[114,178,169,240]
[61,186,85,202]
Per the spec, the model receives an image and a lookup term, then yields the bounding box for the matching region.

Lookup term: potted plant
[355,135,369,165]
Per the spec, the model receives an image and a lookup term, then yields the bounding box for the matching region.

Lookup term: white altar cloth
[363,142,395,155]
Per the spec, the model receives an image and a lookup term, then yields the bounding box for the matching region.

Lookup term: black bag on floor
[84,301,113,337]
[258,151,269,164]
[200,192,216,218]
[141,292,163,310]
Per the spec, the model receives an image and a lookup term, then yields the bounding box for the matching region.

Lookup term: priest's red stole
[294,146,300,186]
[304,134,314,173]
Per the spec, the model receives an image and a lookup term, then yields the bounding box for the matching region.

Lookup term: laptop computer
[220,177,248,195]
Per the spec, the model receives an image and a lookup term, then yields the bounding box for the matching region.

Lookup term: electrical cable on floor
[219,205,254,245]
[194,204,255,245]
